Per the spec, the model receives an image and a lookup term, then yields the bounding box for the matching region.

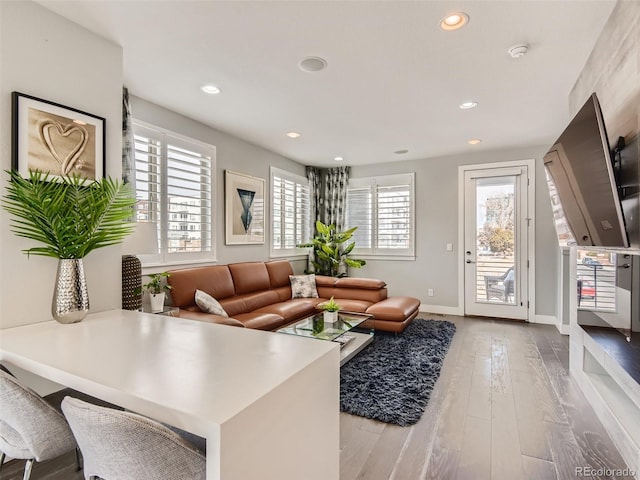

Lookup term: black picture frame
[12,91,106,182]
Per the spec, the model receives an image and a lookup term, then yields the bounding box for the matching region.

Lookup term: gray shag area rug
[340,318,456,426]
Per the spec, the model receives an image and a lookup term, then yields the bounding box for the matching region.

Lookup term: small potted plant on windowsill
[142,272,172,313]
[319,296,341,324]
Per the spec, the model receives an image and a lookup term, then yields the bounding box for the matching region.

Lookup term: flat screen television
[544,93,629,247]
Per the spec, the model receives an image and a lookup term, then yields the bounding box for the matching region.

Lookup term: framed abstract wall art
[12,92,105,182]
[225,170,265,245]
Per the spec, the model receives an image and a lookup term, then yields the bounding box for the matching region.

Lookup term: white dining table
[0,309,340,480]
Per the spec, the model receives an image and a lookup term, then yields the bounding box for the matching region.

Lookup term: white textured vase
[324,310,338,324]
[52,259,90,324]
[149,292,165,313]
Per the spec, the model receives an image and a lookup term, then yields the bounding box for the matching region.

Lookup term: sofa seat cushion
[254,298,320,321]
[272,286,292,303]
[233,312,285,331]
[361,315,416,333]
[328,299,373,314]
[365,296,420,322]
[219,291,280,317]
[178,309,245,327]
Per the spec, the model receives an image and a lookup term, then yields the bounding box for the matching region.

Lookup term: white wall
[130,96,308,271]
[0,1,123,329]
[350,146,560,317]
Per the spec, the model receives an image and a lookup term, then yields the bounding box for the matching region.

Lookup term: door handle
[618,263,631,269]
[466,259,475,264]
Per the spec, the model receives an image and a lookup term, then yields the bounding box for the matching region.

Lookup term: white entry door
[463,165,530,320]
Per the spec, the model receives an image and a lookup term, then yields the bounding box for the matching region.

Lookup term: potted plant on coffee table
[319,296,341,324]
[142,272,172,313]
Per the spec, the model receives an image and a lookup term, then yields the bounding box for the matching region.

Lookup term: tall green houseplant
[298,220,366,277]
[2,170,137,323]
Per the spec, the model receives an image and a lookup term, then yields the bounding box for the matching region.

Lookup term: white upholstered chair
[61,396,206,480]
[0,369,78,480]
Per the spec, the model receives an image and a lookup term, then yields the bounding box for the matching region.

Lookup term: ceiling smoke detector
[299,56,327,72]
[508,44,529,58]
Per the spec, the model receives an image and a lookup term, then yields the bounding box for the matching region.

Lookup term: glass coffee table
[277,311,374,366]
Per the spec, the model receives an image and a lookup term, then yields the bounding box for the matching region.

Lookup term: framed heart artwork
[12,92,105,182]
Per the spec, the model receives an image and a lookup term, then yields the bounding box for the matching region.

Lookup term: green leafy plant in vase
[142,272,172,313]
[319,296,341,323]
[1,170,136,323]
[297,220,366,277]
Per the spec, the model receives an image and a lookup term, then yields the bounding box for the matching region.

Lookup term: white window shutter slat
[346,173,415,257]
[133,122,216,263]
[271,168,311,256]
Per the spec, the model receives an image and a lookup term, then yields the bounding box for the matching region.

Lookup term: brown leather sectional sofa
[168,260,420,333]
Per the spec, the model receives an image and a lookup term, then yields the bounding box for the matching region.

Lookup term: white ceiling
[38,1,616,167]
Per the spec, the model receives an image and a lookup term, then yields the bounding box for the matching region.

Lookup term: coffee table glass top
[277,312,371,341]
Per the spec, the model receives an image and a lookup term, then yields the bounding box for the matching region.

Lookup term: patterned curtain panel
[323,166,350,230]
[122,87,135,185]
[306,166,323,231]
[305,166,322,273]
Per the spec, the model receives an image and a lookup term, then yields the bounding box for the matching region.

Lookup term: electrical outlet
[428,288,434,297]
[446,243,453,252]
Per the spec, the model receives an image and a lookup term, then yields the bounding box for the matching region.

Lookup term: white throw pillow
[195,289,229,317]
[289,274,319,299]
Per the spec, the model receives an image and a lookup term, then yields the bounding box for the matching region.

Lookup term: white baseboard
[419,304,463,316]
[533,314,569,335]
[534,314,558,325]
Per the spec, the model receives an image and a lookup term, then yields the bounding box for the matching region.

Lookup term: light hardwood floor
[0,315,633,480]
[340,315,633,480]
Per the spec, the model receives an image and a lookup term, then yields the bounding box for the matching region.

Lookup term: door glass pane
[475,176,516,304]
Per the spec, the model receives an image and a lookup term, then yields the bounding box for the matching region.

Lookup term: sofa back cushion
[316,286,387,303]
[168,266,235,307]
[316,276,386,290]
[265,261,294,288]
[229,262,271,295]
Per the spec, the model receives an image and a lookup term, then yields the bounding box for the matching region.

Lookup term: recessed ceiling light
[201,84,221,95]
[468,138,482,145]
[394,149,409,155]
[440,12,469,31]
[459,101,478,110]
[286,132,301,138]
[299,56,328,72]
[334,156,344,162]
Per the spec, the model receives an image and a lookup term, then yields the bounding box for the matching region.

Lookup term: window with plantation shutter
[345,186,372,250]
[346,173,415,258]
[270,167,311,257]
[133,121,215,264]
